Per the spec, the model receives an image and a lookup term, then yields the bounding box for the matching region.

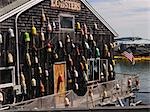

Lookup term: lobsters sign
[51,0,81,11]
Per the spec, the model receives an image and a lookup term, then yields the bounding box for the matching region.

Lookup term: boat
[114,37,150,61]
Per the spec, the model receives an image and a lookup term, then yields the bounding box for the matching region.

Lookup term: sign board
[51,0,81,11]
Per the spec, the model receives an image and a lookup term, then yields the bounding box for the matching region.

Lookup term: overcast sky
[87,0,150,39]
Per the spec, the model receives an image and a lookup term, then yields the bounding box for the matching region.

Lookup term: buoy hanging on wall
[31,17,37,35]
[40,28,45,41]
[47,17,52,33]
[0,34,3,44]
[77,22,81,30]
[83,23,88,34]
[26,53,31,66]
[32,25,37,36]
[24,32,30,42]
[31,78,37,87]
[8,28,15,37]
[41,8,46,22]
[47,43,52,52]
[8,52,13,63]
[94,22,98,30]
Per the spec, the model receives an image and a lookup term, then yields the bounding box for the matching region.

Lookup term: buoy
[59,40,63,48]
[96,47,100,57]
[35,56,38,64]
[94,22,98,30]
[54,53,58,59]
[116,83,120,90]
[47,43,52,52]
[85,41,90,49]
[83,23,88,34]
[110,43,114,49]
[21,72,25,82]
[24,32,30,42]
[128,79,132,87]
[83,71,88,82]
[82,56,86,62]
[74,69,78,78]
[47,17,52,32]
[112,60,116,66]
[66,35,70,43]
[31,78,37,87]
[64,97,70,107]
[38,66,42,74]
[40,29,45,41]
[77,22,81,30]
[0,90,4,102]
[0,33,3,44]
[44,70,48,77]
[8,52,13,63]
[85,63,88,71]
[104,44,108,51]
[41,8,46,22]
[72,43,75,48]
[32,25,37,35]
[26,53,31,66]
[103,63,107,71]
[80,62,84,70]
[81,28,84,35]
[8,28,15,37]
[69,56,73,66]
[103,90,108,98]
[85,34,88,39]
[109,64,113,72]
[75,83,79,90]
[93,41,96,47]
[52,21,56,29]
[89,34,93,40]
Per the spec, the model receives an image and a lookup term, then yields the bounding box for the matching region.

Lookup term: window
[59,14,74,30]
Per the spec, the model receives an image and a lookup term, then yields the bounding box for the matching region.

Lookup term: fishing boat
[114,37,150,61]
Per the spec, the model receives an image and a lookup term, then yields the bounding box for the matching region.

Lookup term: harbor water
[115,61,150,104]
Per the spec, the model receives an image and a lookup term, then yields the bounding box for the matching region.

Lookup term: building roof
[0,0,118,37]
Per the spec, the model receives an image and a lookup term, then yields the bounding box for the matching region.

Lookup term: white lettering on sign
[51,0,81,11]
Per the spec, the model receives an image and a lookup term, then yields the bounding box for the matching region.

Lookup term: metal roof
[0,0,118,37]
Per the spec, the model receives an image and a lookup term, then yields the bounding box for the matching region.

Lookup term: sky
[87,0,150,39]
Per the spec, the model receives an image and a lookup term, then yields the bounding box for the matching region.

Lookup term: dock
[2,74,141,111]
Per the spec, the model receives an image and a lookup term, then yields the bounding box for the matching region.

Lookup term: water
[114,61,150,104]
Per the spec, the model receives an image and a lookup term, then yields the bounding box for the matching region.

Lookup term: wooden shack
[0,0,118,104]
